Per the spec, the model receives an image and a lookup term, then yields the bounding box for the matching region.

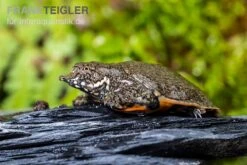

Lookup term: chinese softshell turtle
[59,61,220,118]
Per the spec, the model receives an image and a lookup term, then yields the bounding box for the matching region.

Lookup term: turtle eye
[73,66,79,73]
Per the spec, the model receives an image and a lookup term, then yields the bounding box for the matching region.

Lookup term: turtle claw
[73,95,89,107]
[193,109,202,118]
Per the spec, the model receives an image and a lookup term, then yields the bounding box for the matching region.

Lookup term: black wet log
[0,105,247,165]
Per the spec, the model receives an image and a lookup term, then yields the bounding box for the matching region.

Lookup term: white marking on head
[105,77,110,90]
[88,84,94,88]
[85,76,110,91]
[92,77,110,88]
[81,81,85,86]
[75,85,80,88]
[93,79,104,88]
[71,77,79,81]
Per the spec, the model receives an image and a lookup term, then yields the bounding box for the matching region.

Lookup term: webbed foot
[73,95,102,107]
[73,95,90,107]
[192,109,203,118]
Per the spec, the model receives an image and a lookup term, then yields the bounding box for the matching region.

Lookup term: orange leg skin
[157,97,174,112]
[158,97,220,117]
[122,104,150,113]
[119,97,175,114]
[119,97,174,114]
[116,97,220,117]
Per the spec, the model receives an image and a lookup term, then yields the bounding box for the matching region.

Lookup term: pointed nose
[59,75,70,83]
[59,75,66,81]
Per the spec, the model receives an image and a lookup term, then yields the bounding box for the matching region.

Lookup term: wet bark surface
[0,105,247,165]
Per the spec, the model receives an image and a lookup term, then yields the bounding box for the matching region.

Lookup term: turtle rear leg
[180,107,220,118]
[158,97,207,118]
[191,108,220,118]
[120,102,201,117]
[192,109,203,118]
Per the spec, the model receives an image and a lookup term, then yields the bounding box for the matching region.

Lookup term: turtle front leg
[73,95,100,107]
[73,95,89,107]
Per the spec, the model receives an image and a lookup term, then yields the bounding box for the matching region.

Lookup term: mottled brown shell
[112,61,218,110]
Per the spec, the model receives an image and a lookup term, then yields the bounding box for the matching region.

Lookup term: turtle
[59,61,220,118]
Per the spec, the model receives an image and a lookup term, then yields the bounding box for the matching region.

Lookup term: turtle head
[59,62,110,96]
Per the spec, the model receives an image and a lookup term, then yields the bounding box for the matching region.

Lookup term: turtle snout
[59,75,66,81]
[59,75,73,84]
[59,75,70,82]
[60,74,83,90]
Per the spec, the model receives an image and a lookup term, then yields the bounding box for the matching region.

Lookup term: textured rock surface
[0,106,247,165]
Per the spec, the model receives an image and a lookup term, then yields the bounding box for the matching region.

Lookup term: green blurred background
[0,0,247,116]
